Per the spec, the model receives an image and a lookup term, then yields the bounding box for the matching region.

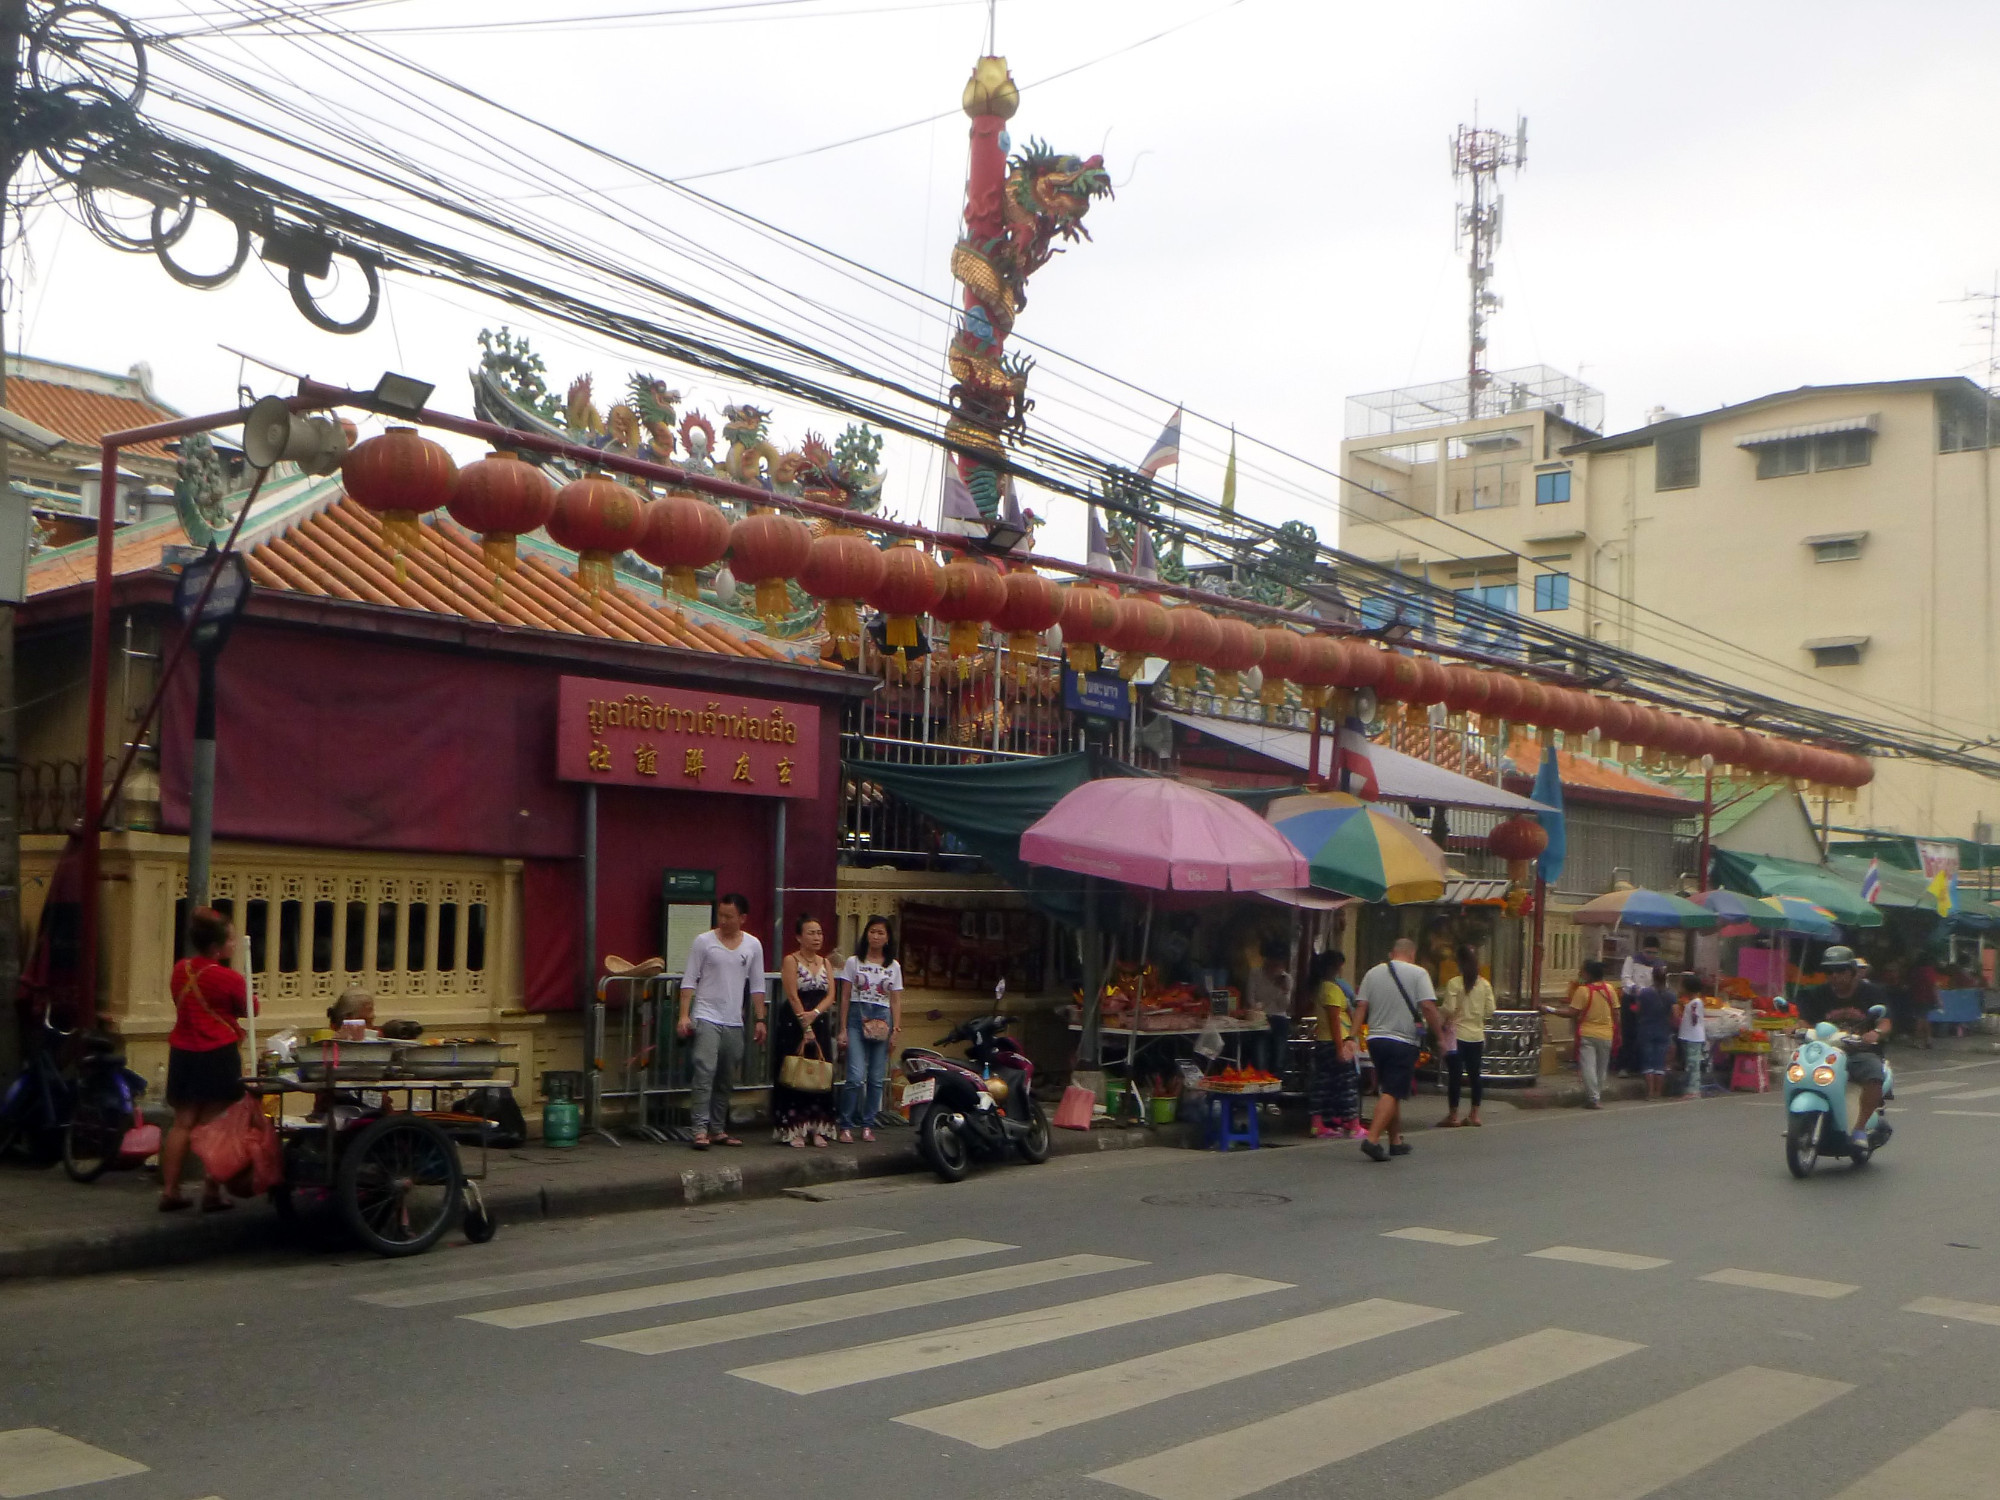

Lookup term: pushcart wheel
[462,1204,498,1243]
[335,1114,462,1257]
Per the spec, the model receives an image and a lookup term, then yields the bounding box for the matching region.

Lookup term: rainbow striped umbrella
[1757,895,1842,938]
[1571,887,1719,930]
[1696,890,1787,929]
[1265,792,1448,905]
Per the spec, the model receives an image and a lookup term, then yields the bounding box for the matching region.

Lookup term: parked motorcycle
[1783,1009,1893,1178]
[900,986,1051,1183]
[62,1033,151,1184]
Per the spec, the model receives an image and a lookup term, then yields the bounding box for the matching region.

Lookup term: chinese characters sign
[557,676,819,798]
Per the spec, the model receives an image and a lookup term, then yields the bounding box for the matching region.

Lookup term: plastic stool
[1730,1053,1768,1093]
[1205,1093,1261,1152]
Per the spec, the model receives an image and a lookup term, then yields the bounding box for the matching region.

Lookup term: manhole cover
[1140,1190,1291,1209]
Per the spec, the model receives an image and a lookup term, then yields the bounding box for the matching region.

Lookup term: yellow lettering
[683,747,705,780]
[733,752,753,784]
[776,757,794,786]
[587,739,612,773]
[634,742,658,777]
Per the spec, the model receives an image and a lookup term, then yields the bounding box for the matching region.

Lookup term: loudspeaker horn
[242,395,349,476]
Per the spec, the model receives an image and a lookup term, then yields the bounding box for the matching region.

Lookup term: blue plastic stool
[1205,1092,1261,1152]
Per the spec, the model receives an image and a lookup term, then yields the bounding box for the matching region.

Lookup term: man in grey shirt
[676,892,767,1149]
[1353,938,1443,1163]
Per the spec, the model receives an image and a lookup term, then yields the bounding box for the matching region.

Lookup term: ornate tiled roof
[4,372,178,458]
[1503,731,1693,803]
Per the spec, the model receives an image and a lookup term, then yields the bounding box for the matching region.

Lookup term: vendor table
[244,1073,509,1257]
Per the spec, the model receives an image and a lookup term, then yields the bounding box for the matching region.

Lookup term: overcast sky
[19,0,2000,561]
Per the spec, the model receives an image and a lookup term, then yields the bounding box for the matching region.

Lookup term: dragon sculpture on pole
[946,55,1113,519]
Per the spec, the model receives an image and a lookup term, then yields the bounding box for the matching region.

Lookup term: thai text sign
[557,675,819,798]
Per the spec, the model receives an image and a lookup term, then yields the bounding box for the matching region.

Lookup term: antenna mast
[1452,114,1527,419]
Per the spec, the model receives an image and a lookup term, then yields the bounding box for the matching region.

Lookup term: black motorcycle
[901,1008,1051,1183]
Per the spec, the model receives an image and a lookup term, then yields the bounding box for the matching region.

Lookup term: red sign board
[557,675,819,798]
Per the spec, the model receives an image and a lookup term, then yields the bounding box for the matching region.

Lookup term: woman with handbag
[159,907,258,1212]
[773,914,838,1148]
[835,914,902,1143]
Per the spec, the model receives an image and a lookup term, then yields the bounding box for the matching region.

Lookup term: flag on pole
[1086,505,1114,571]
[940,466,983,535]
[1531,744,1567,885]
[1928,864,1957,917]
[1138,407,1182,477]
[1336,718,1380,801]
[1860,858,1883,904]
[1221,428,1237,513]
[1132,521,1159,582]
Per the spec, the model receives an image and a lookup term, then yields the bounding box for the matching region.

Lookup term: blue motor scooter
[1783,1007,1893,1178]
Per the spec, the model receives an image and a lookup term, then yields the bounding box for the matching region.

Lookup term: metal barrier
[587,974,787,1143]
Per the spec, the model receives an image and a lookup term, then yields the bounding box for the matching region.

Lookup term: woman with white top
[1438,943,1496,1128]
[836,914,902,1143]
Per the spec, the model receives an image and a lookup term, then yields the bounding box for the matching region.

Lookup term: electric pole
[0,0,26,1073]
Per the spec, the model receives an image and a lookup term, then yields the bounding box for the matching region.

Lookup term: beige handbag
[779,1031,834,1093]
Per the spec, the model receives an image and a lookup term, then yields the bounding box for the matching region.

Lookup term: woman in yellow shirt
[1438,943,1496,1128]
[1306,950,1362,1139]
[1541,959,1621,1109]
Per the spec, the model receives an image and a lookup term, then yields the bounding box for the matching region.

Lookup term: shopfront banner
[558,675,819,797]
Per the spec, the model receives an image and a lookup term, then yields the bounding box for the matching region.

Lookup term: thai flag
[1087,505,1115,572]
[1139,408,1182,477]
[1860,857,1882,904]
[1337,718,1380,801]
[1132,521,1159,582]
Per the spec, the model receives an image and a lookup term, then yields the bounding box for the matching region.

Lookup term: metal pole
[79,438,118,1019]
[1306,710,1323,790]
[0,0,23,1070]
[1697,761,1715,894]
[581,781,599,1127]
[1079,875,1101,1069]
[1529,874,1548,1006]
[771,795,786,1028]
[184,642,219,937]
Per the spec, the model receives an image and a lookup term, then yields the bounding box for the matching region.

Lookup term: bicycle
[0,1008,79,1165]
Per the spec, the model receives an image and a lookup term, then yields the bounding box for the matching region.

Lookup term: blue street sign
[1062,665,1129,719]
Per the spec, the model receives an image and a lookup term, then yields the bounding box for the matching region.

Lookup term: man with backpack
[1353,938,1444,1162]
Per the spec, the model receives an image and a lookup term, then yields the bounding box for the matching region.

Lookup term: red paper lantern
[1737,731,1778,775]
[1488,815,1550,863]
[1545,687,1596,737]
[1848,753,1876,788]
[447,450,554,576]
[931,555,1009,663]
[1766,738,1807,780]
[637,490,732,601]
[1376,652,1423,703]
[1293,634,1351,712]
[726,510,813,626]
[990,569,1063,680]
[1256,626,1304,704]
[1513,677,1550,726]
[1162,606,1224,690]
[1208,616,1264,699]
[548,474,646,595]
[1482,672,1525,720]
[1441,664,1493,716]
[1104,594,1173,681]
[1711,725,1751,769]
[1594,697,1637,748]
[343,425,458,571]
[797,530,887,658]
[1057,582,1120,673]
[868,542,944,652]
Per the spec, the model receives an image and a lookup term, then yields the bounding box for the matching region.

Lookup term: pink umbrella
[1020,778,1310,892]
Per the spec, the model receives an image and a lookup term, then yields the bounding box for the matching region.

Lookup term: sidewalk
[0,1117,1187,1281]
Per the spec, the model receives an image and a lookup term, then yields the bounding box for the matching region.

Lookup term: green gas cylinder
[541,1071,581,1148]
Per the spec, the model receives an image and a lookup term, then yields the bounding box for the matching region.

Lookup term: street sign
[173,548,253,638]
[1061,665,1128,720]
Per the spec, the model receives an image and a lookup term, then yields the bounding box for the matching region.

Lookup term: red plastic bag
[1053,1084,1096,1131]
[191,1097,283,1197]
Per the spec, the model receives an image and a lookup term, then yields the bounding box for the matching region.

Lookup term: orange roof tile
[1505,731,1692,801]
[5,375,178,458]
[252,499,791,662]
[26,513,195,594]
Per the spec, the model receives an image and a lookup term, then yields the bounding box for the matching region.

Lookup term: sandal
[715,1135,745,1147]
[691,1134,711,1151]
[838,1129,853,1143]
[861,1128,875,1143]
[201,1198,235,1213]
[1438,1118,1462,1129]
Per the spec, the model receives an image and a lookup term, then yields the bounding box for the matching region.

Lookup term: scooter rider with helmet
[1794,946,1891,1152]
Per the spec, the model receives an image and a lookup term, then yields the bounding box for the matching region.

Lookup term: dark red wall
[160,624,842,1009]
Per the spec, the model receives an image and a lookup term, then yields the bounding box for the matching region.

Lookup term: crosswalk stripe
[1429,1365,1851,1499]
[896,1298,1456,1449]
[1527,1246,1670,1271]
[586,1254,1143,1355]
[360,1227,897,1308]
[462,1238,1011,1329]
[1933,1110,2000,1119]
[731,1273,1289,1395]
[1887,1080,1973,1097]
[1931,1085,2000,1101]
[1828,1409,2000,1498]
[1384,1227,1494,1246]
[0,1429,149,1497]
[1905,1297,2000,1327]
[1700,1268,1857,1299]
[1088,1328,1640,1500]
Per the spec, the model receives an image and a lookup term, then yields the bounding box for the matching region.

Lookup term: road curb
[0,1120,1187,1282]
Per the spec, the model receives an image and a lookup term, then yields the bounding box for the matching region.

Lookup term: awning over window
[1735,414,1877,447]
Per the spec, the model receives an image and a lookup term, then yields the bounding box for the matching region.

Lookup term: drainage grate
[1140,1190,1291,1209]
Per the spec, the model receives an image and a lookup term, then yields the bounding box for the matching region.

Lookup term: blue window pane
[1359,589,1435,639]
[1453,584,1516,654]
[1535,470,1572,505]
[1534,572,1571,612]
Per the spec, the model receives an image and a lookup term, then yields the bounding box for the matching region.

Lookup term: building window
[1755,439,1811,480]
[1533,572,1571,611]
[1808,533,1866,563]
[1756,431,1872,478]
[1937,388,2000,453]
[1655,427,1700,490]
[1534,469,1571,504]
[1805,637,1868,668]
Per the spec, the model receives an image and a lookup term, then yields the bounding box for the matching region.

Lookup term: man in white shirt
[1353,938,1443,1162]
[677,893,768,1149]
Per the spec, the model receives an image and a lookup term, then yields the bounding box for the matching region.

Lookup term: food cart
[248,1037,517,1257]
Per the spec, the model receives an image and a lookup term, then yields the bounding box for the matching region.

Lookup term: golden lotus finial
[963,55,1019,120]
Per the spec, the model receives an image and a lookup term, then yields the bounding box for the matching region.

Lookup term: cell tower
[1452,115,1528,419]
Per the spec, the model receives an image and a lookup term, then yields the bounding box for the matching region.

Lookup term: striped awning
[1736,414,1877,447]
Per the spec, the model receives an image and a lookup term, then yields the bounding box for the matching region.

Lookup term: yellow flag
[1221,428,1237,513]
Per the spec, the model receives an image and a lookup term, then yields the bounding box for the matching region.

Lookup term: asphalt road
[8,1052,2000,1500]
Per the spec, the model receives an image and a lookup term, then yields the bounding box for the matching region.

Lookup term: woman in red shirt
[160,907,257,1212]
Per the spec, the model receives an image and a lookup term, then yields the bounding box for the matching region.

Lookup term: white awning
[1162,710,1556,813]
[1736,414,1877,447]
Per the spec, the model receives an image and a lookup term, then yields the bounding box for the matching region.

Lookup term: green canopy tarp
[1712,849,1884,928]
[1825,853,2000,928]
